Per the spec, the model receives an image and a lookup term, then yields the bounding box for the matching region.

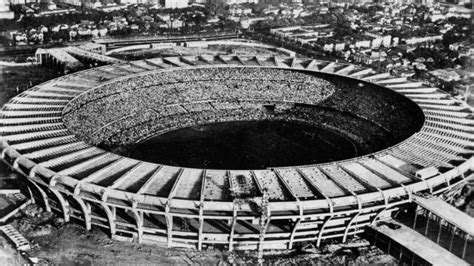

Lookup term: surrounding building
[0,0,14,19]
[164,0,189,9]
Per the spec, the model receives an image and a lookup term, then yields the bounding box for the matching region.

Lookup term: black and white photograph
[0,0,472,264]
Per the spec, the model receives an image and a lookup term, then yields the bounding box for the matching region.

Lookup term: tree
[442,29,460,48]
[455,56,470,68]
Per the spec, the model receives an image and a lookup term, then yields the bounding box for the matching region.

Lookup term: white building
[371,38,382,49]
[223,0,259,4]
[58,0,82,7]
[120,0,158,4]
[355,40,371,48]
[334,43,345,52]
[404,35,442,45]
[382,35,392,47]
[164,0,188,9]
[9,0,37,4]
[392,37,399,47]
[0,0,14,19]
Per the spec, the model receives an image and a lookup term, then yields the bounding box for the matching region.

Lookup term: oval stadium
[0,54,473,251]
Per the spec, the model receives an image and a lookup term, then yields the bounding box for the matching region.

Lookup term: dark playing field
[128,120,359,169]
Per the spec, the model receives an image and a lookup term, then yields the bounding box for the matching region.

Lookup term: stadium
[0,54,473,252]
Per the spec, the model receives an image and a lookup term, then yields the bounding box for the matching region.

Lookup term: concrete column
[27,166,51,212]
[317,215,333,247]
[29,181,51,212]
[49,189,70,222]
[73,196,91,230]
[165,204,173,247]
[288,219,301,249]
[100,203,116,236]
[228,209,237,251]
[343,212,361,243]
[131,209,143,243]
[197,206,204,250]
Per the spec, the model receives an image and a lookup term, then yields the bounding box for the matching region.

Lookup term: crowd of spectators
[65,67,336,110]
[317,74,424,141]
[63,67,422,153]
[64,67,336,142]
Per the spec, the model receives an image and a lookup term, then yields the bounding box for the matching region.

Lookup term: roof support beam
[228,208,237,251]
[290,57,297,68]
[167,168,185,200]
[136,165,163,195]
[320,62,335,72]
[28,166,51,212]
[342,211,362,243]
[50,188,70,222]
[72,195,92,230]
[349,68,373,77]
[165,204,173,248]
[144,59,165,68]
[288,218,301,249]
[257,216,271,262]
[131,209,143,243]
[100,202,116,237]
[228,170,238,251]
[128,62,152,71]
[274,169,302,216]
[180,57,196,66]
[316,215,333,247]
[198,170,207,251]
[296,168,334,213]
[335,65,354,75]
[305,59,319,70]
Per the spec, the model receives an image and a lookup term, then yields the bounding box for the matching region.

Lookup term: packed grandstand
[63,67,423,157]
[0,55,472,251]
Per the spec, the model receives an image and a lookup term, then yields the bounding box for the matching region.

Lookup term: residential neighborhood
[1,0,471,99]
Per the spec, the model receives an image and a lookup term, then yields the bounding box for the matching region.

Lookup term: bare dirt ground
[0,235,25,264]
[3,204,398,265]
